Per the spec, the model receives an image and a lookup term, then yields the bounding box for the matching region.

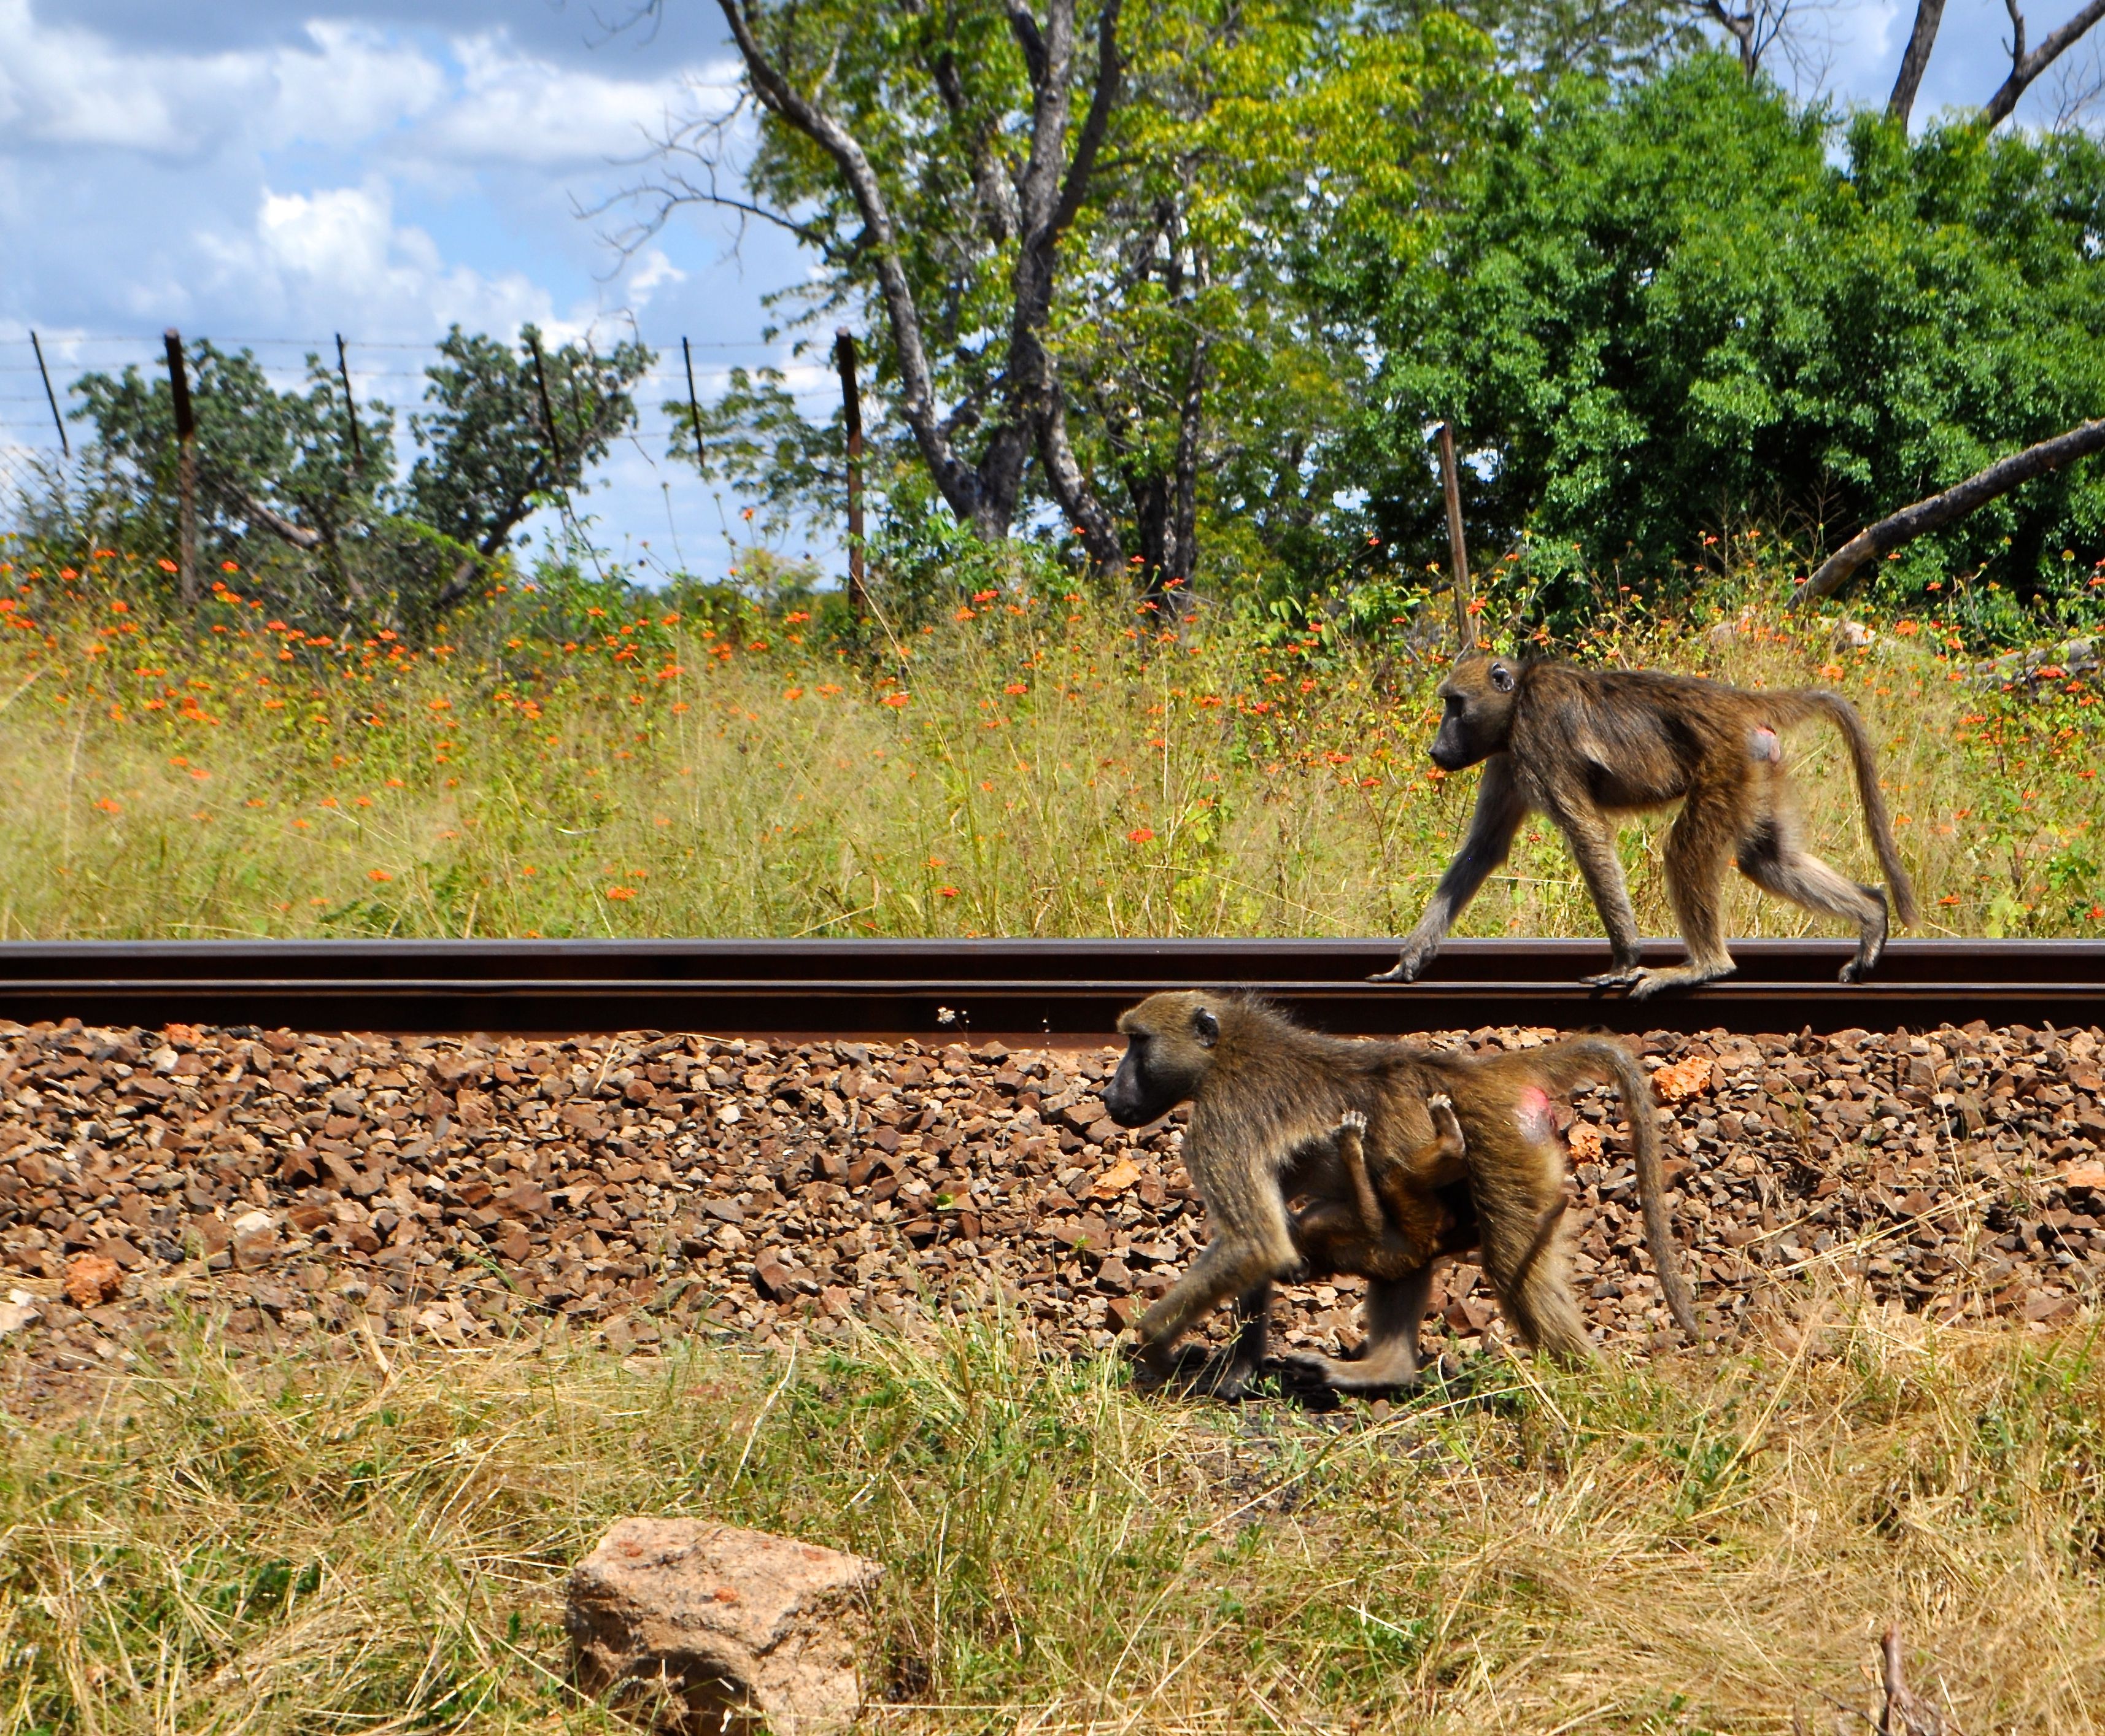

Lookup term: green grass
[3,1306,2103,1731]
[0,550,2097,942]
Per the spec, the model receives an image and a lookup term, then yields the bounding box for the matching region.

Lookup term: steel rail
[0,938,2099,1037]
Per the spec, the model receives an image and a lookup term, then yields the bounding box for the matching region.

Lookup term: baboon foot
[1282,1346,1422,1394]
[1582,964,1646,990]
[1369,952,1427,985]
[1840,889,1890,983]
[1626,961,1736,1001]
[1137,1343,1263,1402]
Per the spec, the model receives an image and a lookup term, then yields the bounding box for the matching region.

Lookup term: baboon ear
[1192,1006,1219,1048]
[1489,661,1515,693]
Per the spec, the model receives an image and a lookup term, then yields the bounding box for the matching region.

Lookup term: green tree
[71,340,393,594]
[407,325,653,578]
[1329,55,2105,626]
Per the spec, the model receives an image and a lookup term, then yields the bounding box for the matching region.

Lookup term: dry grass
[0,558,2095,941]
[2,1300,2102,1732]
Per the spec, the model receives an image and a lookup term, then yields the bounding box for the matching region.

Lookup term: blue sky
[2,0,2098,585]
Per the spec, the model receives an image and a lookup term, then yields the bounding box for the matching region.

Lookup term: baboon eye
[1192,1008,1219,1047]
[1490,663,1515,693]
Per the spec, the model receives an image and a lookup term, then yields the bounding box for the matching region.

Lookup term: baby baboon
[1372,655,1918,998]
[1102,990,1696,1397]
[1289,1103,1466,1282]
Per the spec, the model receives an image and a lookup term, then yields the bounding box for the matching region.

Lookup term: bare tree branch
[1887,0,1946,124]
[1985,0,2105,125]
[714,0,983,524]
[1792,417,2105,606]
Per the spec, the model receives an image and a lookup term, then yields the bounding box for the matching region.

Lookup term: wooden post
[1436,421,1471,652]
[29,331,68,459]
[164,328,199,604]
[526,331,563,471]
[834,328,868,614]
[682,336,705,472]
[334,334,362,471]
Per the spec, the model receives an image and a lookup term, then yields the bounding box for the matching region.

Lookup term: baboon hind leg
[1284,1266,1437,1392]
[1736,814,1890,982]
[1481,1176,1593,1362]
[1628,791,1740,1000]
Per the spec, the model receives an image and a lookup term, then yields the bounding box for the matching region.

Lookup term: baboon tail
[1772,689,1919,926]
[1523,1037,1700,1339]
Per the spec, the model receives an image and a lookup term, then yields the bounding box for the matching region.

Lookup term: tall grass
[2,1306,2102,1731]
[0,549,2096,940]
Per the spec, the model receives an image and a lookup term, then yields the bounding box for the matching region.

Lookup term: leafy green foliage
[68,340,392,571]
[1329,55,2105,632]
[409,324,652,558]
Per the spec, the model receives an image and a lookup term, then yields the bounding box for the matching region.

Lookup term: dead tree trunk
[1791,417,2105,606]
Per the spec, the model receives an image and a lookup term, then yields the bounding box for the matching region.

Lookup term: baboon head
[1103,990,1221,1127]
[1430,654,1521,770]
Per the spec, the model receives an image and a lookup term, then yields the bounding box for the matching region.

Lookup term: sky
[1,0,2099,587]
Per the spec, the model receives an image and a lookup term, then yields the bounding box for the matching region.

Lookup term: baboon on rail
[1102,990,1695,1397]
[1372,655,1918,999]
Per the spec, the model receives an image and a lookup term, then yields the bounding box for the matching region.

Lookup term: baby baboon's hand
[1427,1092,1451,1112]
[1337,1108,1368,1136]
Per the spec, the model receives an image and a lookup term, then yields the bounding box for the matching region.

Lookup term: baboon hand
[1426,1093,1451,1112]
[1337,1108,1368,1136]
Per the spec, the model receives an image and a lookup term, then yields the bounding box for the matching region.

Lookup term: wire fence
[0,329,851,567]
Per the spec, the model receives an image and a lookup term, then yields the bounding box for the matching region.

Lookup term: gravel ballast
[2,1017,2101,1395]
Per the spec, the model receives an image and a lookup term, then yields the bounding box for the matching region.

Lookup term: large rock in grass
[566,1518,881,1734]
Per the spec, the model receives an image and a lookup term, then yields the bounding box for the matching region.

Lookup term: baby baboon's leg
[1736,812,1890,982]
[1629,790,1740,1000]
[1284,1264,1438,1392]
[1334,1109,1382,1236]
[1550,799,1645,985]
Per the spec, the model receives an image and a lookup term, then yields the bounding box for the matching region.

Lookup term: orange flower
[158,558,177,574]
[1127,827,1156,843]
[221,560,239,573]
[368,868,393,882]
[881,692,910,708]
[1003,682,1028,695]
[606,885,636,901]
[936,885,959,898]
[94,797,120,814]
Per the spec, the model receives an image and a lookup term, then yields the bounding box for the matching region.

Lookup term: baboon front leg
[1736,817,1891,982]
[1189,1282,1275,1400]
[1372,758,1527,982]
[1131,1217,1297,1393]
[1283,1265,1437,1392]
[1628,793,1740,1000]
[1550,799,1645,985]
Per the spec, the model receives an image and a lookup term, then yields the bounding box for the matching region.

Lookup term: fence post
[682,336,705,473]
[29,332,68,459]
[526,331,563,471]
[1436,421,1471,654]
[834,329,867,614]
[334,334,362,472]
[164,328,199,604]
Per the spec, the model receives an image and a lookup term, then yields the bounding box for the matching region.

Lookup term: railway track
[0,936,2099,1036]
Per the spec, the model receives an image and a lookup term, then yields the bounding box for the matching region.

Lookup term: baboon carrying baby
[1102,990,1695,1397]
[1373,655,1918,998]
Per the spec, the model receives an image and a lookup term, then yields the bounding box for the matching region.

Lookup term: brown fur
[1372,655,1920,998]
[1101,990,1698,1397]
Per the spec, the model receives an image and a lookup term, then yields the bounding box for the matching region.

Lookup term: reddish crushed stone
[1,1017,2101,1400]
